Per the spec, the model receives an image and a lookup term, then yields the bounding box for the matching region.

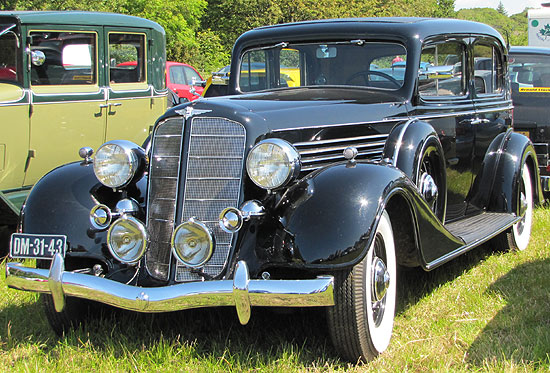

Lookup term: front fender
[272,161,462,270]
[21,161,147,264]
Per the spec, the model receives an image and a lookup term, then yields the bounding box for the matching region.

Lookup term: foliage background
[0,0,530,76]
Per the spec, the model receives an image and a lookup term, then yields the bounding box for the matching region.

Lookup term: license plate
[10,233,66,259]
[515,130,530,138]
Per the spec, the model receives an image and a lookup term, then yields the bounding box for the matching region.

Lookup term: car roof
[0,10,164,32]
[234,17,505,55]
[509,46,550,56]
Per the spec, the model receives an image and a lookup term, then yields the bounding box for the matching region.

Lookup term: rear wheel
[326,211,397,362]
[494,164,533,251]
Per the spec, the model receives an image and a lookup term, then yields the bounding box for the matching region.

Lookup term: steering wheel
[346,70,401,88]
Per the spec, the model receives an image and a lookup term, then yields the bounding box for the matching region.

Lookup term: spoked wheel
[494,164,533,251]
[327,210,397,362]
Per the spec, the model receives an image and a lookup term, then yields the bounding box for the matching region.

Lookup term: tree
[457,8,527,46]
[496,1,507,16]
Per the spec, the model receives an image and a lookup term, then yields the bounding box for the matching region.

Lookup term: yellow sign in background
[519,87,550,93]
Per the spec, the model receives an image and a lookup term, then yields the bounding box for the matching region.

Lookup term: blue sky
[454,0,542,16]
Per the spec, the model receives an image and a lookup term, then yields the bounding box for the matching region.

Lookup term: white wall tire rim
[513,165,533,251]
[365,211,396,353]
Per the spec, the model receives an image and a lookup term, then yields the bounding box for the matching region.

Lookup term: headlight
[93,140,146,188]
[107,216,148,264]
[246,139,300,190]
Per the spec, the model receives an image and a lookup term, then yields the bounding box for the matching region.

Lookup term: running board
[425,212,520,270]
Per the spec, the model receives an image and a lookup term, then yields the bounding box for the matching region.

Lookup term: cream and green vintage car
[0,11,168,250]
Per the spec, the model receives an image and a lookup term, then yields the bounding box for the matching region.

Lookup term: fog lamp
[171,218,214,267]
[107,216,148,264]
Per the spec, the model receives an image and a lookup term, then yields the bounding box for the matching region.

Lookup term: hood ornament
[175,106,212,120]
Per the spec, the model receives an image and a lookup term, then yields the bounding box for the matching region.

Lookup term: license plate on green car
[9,233,66,259]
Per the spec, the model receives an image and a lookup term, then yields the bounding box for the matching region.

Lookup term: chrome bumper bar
[5,254,334,325]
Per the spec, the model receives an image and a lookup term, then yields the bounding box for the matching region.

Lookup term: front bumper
[5,254,334,325]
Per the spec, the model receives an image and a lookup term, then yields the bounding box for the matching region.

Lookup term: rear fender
[488,131,543,212]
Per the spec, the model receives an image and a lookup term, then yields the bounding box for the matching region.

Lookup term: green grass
[2,207,550,371]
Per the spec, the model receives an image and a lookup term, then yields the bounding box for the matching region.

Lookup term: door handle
[99,103,122,109]
[469,118,490,125]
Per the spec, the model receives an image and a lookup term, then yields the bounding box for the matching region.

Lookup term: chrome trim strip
[5,259,334,322]
[425,216,521,270]
[300,149,383,164]
[392,118,417,166]
[272,117,403,132]
[293,134,389,147]
[298,141,386,156]
[32,89,103,97]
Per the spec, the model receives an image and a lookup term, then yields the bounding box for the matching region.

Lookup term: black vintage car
[6,18,543,363]
[509,46,550,188]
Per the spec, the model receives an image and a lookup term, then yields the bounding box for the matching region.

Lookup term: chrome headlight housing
[246,138,301,190]
[93,140,146,188]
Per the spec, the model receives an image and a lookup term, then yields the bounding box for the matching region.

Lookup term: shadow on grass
[396,242,497,314]
[465,258,550,367]
[0,241,501,368]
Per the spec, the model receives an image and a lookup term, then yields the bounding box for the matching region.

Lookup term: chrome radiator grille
[146,117,184,281]
[293,133,388,173]
[176,118,246,282]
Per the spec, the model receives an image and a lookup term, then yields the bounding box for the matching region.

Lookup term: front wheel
[326,210,397,362]
[494,164,534,251]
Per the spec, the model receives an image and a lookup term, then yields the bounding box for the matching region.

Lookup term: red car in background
[117,61,204,103]
[166,61,204,102]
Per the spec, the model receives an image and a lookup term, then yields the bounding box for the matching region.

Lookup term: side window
[108,33,146,84]
[419,41,466,97]
[183,66,201,85]
[29,31,96,85]
[473,43,503,95]
[0,28,18,83]
[239,50,267,92]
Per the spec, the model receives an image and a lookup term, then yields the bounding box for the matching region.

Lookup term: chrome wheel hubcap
[371,256,390,302]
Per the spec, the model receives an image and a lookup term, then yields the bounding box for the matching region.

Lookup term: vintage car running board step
[426,212,520,270]
[445,212,518,245]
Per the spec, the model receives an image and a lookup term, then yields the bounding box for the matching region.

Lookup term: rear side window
[29,31,96,85]
[419,41,466,97]
[473,43,503,95]
[108,33,146,84]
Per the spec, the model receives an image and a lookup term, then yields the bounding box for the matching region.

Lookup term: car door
[24,26,106,187]
[468,36,511,213]
[411,37,477,222]
[0,21,29,193]
[104,28,165,145]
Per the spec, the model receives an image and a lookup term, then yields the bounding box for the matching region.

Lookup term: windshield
[510,54,550,90]
[0,24,19,83]
[238,41,407,92]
